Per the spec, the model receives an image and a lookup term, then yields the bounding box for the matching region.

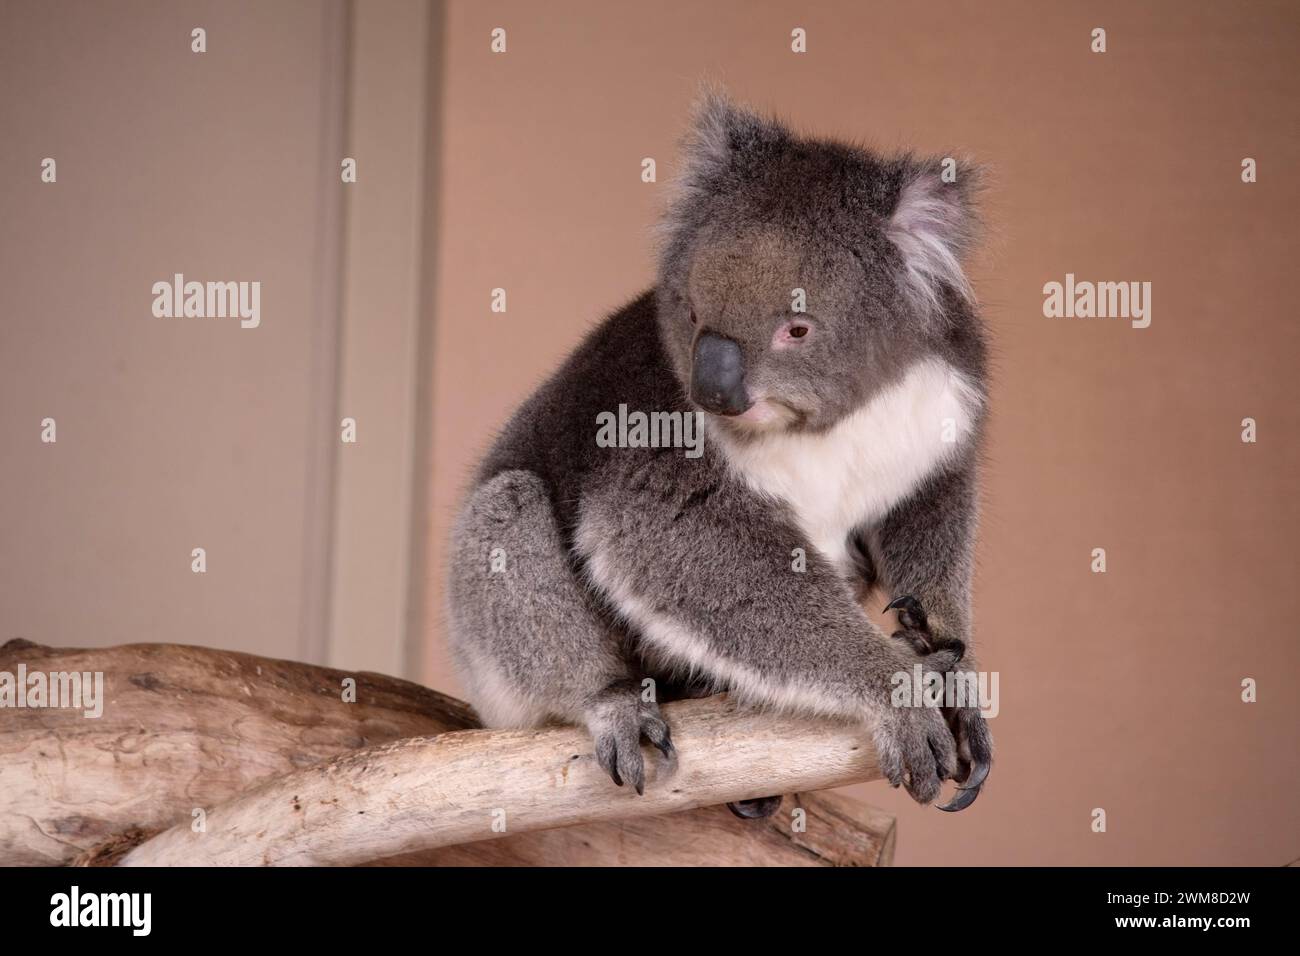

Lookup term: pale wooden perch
[0,639,891,867]
[117,695,882,866]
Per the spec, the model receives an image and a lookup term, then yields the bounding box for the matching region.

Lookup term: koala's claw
[594,734,641,793]
[937,784,980,812]
[884,594,929,632]
[937,709,993,812]
[961,753,991,791]
[937,757,988,812]
[885,594,965,660]
[651,724,674,759]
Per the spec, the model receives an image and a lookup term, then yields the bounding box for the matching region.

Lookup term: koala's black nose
[690,333,748,416]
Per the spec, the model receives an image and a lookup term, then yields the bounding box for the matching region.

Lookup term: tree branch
[0,639,887,867]
[115,694,881,866]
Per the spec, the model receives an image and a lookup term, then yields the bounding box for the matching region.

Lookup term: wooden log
[114,695,881,866]
[372,791,895,866]
[1,639,890,867]
[0,638,474,866]
[75,791,894,868]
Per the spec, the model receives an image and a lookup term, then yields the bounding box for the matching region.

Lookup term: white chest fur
[712,358,981,569]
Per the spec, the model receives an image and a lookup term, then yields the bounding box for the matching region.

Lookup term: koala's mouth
[713,396,799,429]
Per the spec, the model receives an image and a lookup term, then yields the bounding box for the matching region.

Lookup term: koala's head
[656,90,982,435]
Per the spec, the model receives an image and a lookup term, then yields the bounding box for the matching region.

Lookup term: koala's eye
[688,309,698,326]
[773,320,813,349]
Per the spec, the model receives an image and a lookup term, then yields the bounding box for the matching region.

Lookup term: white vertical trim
[297,0,349,666]
[404,1,445,680]
[327,0,433,676]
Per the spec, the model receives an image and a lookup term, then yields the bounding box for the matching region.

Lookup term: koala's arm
[575,462,958,803]
[868,458,993,807]
[870,460,978,657]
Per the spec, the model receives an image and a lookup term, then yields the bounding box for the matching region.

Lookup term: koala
[448,90,992,812]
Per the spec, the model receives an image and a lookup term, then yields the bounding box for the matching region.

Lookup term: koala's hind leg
[447,469,674,793]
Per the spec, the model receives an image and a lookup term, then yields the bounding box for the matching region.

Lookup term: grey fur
[447,90,992,806]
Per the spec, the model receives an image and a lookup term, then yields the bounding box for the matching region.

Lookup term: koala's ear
[677,86,777,188]
[886,158,983,314]
[658,87,781,250]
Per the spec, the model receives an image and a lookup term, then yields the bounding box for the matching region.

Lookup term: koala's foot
[883,594,991,812]
[583,680,674,795]
[727,796,783,819]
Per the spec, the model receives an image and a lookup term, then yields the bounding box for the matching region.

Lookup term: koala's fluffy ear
[680,87,770,178]
[658,86,780,250]
[886,159,983,315]
[668,87,784,205]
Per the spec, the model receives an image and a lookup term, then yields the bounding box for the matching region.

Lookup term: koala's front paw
[583,680,674,795]
[883,594,992,811]
[872,702,956,805]
[884,594,965,661]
